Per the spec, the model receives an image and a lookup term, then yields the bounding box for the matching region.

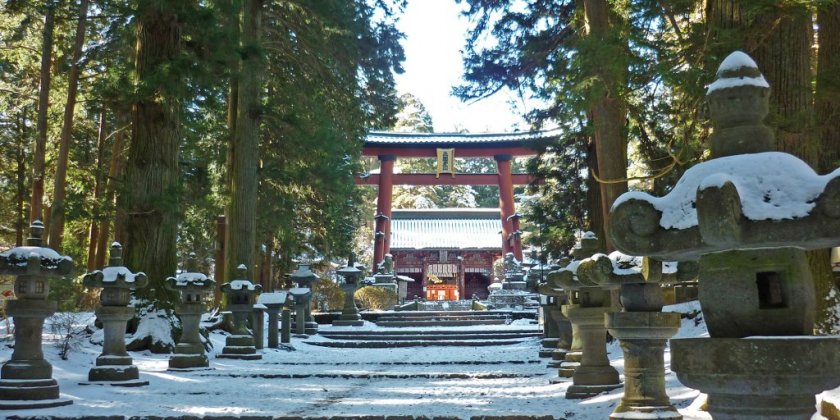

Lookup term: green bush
[354,286,397,310]
[312,279,345,312]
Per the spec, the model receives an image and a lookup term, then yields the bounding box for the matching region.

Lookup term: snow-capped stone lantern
[333,254,364,327]
[165,253,215,369]
[218,264,262,360]
[289,262,319,335]
[609,51,840,419]
[82,242,149,386]
[580,253,697,419]
[0,221,73,409]
[546,233,621,398]
[534,259,573,359]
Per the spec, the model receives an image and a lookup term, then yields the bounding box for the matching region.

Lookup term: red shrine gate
[355,130,559,271]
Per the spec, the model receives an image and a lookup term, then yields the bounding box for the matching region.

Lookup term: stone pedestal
[333,283,364,326]
[539,302,558,357]
[281,307,291,343]
[169,303,210,370]
[563,305,621,398]
[547,305,574,367]
[0,299,72,409]
[550,308,582,380]
[672,337,840,420]
[88,306,148,386]
[265,306,281,348]
[218,304,261,360]
[252,305,265,350]
[607,311,681,419]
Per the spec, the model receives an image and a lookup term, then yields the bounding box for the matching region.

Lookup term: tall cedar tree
[123,3,184,304]
[29,0,58,224]
[225,0,264,282]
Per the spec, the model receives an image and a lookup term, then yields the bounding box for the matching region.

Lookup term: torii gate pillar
[373,155,396,268]
[495,154,523,261]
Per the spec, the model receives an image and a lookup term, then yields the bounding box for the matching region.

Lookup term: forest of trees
[1,0,838,332]
[0,1,405,311]
[456,0,840,329]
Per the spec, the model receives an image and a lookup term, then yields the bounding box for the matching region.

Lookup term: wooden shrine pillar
[373,154,396,269]
[495,154,523,261]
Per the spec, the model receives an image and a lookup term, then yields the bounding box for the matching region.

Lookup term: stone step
[375,314,510,321]
[319,328,540,336]
[374,319,509,327]
[303,338,530,348]
[318,332,541,341]
[388,310,513,316]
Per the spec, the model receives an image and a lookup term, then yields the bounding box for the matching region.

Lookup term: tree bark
[580,0,628,252]
[30,0,58,224]
[15,110,29,246]
[817,2,840,174]
[225,0,264,282]
[49,0,90,250]
[706,0,835,329]
[98,112,128,269]
[86,111,107,271]
[123,5,182,304]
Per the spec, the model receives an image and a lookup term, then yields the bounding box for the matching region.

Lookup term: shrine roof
[390,208,502,250]
[365,129,562,147]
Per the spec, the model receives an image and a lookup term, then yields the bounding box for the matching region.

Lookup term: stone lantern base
[563,305,621,398]
[672,337,840,419]
[0,300,73,409]
[217,335,262,360]
[85,306,148,387]
[539,338,559,358]
[333,319,365,327]
[607,311,682,420]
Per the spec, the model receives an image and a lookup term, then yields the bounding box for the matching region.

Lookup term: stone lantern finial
[706,51,773,157]
[26,220,45,247]
[108,242,122,266]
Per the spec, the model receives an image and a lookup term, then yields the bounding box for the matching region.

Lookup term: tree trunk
[817,2,840,174]
[123,5,182,305]
[706,1,835,330]
[87,111,107,271]
[49,0,90,250]
[30,0,58,224]
[580,0,628,252]
[15,110,29,246]
[225,0,264,282]
[96,113,128,269]
[815,2,840,332]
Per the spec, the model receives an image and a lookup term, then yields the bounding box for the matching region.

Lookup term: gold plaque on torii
[436,148,455,178]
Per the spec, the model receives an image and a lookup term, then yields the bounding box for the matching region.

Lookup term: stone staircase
[304,310,541,348]
[374,310,511,327]
[308,328,542,348]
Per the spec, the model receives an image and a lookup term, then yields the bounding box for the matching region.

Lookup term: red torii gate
[356,130,560,268]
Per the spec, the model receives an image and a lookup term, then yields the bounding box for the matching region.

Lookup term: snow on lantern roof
[611,152,840,230]
[706,50,769,94]
[365,129,562,146]
[389,208,503,250]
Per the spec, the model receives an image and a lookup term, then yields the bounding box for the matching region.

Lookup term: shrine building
[356,129,560,299]
[389,208,502,300]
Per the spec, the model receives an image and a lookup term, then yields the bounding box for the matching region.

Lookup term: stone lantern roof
[83,243,148,289]
[0,221,73,276]
[610,51,840,261]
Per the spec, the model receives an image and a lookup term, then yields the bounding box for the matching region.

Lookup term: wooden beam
[355,173,539,186]
[362,145,536,158]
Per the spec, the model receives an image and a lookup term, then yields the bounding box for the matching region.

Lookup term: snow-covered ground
[0,301,833,418]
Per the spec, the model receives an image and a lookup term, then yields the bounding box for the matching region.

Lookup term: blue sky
[394,0,533,133]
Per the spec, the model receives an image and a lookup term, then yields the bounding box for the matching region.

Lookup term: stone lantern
[546,233,621,398]
[218,264,262,360]
[82,242,149,386]
[289,263,319,335]
[534,261,572,360]
[165,253,215,370]
[609,51,840,419]
[0,221,73,409]
[501,252,526,290]
[333,255,364,327]
[256,291,289,348]
[580,253,695,419]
